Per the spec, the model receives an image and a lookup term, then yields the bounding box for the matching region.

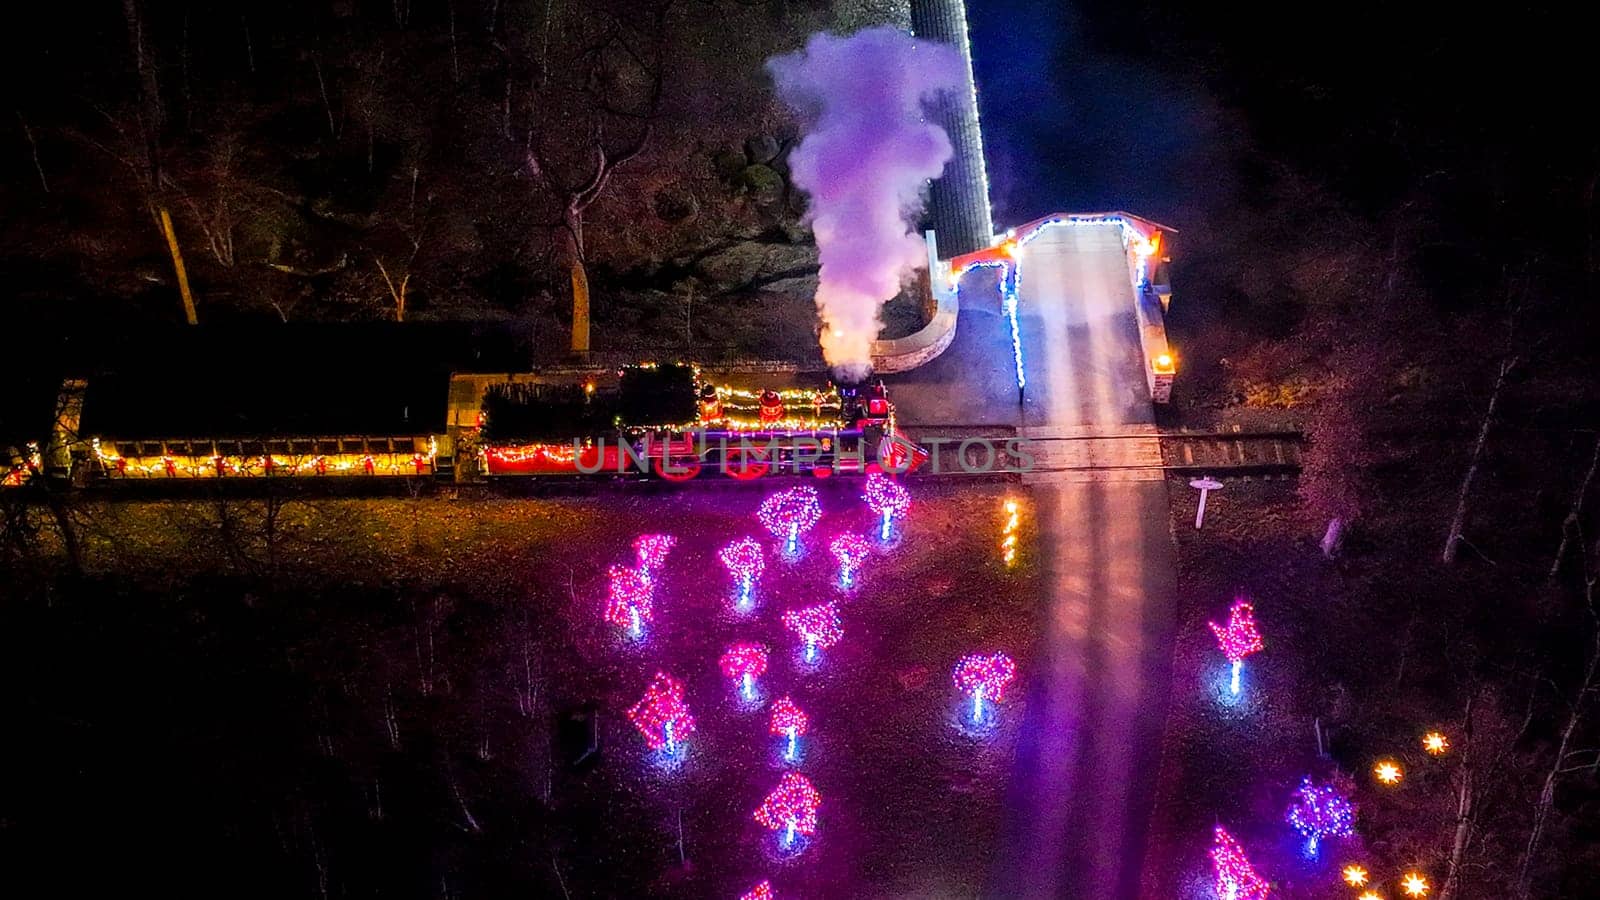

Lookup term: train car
[476,365,923,481]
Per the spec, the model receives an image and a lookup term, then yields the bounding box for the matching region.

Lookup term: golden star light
[1422,732,1449,755]
[1401,872,1430,896]
[1357,893,1384,900]
[1374,760,1403,785]
[1342,864,1370,886]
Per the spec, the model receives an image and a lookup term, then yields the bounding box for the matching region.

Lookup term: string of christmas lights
[953,651,1017,724]
[604,564,654,639]
[719,537,766,611]
[783,603,843,663]
[720,641,769,702]
[1286,776,1356,857]
[754,772,821,849]
[862,473,911,541]
[770,696,809,762]
[1000,498,1021,566]
[738,881,774,900]
[1210,826,1271,900]
[829,532,871,589]
[759,486,822,557]
[1209,597,1265,696]
[626,672,696,754]
[634,533,677,574]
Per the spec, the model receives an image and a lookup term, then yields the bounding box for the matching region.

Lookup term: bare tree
[1550,435,1600,579]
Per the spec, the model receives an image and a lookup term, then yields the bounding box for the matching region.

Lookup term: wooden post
[570,258,590,355]
[159,206,199,325]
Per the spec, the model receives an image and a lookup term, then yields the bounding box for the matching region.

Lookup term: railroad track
[901,424,1303,481]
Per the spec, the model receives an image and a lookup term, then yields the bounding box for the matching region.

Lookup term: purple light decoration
[1210,826,1270,900]
[739,882,774,900]
[754,772,821,850]
[1286,776,1356,857]
[1209,596,1264,696]
[862,473,911,541]
[770,696,809,762]
[626,672,696,755]
[604,564,653,639]
[829,532,871,589]
[759,486,822,557]
[783,603,843,663]
[633,533,676,576]
[719,537,766,611]
[720,641,769,702]
[953,651,1017,724]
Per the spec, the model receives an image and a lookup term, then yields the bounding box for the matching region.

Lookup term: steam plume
[768,28,961,380]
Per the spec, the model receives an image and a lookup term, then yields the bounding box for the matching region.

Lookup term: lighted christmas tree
[1209,596,1264,695]
[720,641,769,701]
[720,537,766,611]
[754,772,821,849]
[604,565,654,639]
[626,672,696,754]
[863,473,911,541]
[633,533,677,576]
[739,881,774,900]
[770,696,809,762]
[829,532,872,589]
[953,651,1017,724]
[759,486,822,557]
[783,603,843,663]
[1286,776,1356,857]
[1211,826,1271,900]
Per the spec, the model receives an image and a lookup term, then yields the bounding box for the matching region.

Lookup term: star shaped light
[1374,760,1404,785]
[1401,872,1430,897]
[1422,731,1449,755]
[1343,864,1370,886]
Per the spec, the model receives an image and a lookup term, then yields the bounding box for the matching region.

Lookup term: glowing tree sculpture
[1286,777,1356,857]
[604,565,654,639]
[1211,826,1271,900]
[953,652,1017,724]
[720,537,766,611]
[783,602,843,663]
[830,532,872,589]
[760,486,822,557]
[754,772,821,849]
[770,696,810,762]
[863,473,911,541]
[720,641,769,701]
[1209,597,1264,695]
[739,882,774,900]
[633,533,677,576]
[626,672,696,755]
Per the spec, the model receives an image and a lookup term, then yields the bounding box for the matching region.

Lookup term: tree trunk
[565,208,590,355]
[121,0,163,182]
[1439,695,1475,900]
[1550,435,1600,579]
[159,206,200,325]
[1514,623,1600,899]
[1443,356,1514,563]
[45,490,83,577]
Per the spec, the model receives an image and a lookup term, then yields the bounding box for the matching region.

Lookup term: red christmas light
[1211,826,1270,900]
[783,603,843,662]
[953,651,1017,723]
[862,472,911,539]
[754,772,821,846]
[760,486,822,554]
[1209,596,1264,695]
[604,564,654,636]
[739,882,774,900]
[634,533,677,573]
[626,671,696,752]
[721,537,766,610]
[830,532,871,587]
[720,641,769,700]
[770,696,810,737]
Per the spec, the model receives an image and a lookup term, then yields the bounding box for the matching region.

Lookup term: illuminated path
[887,221,1177,899]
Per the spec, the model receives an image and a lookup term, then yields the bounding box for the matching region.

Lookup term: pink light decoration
[626,671,696,753]
[862,472,911,540]
[759,486,822,555]
[783,603,843,663]
[770,696,809,761]
[1211,826,1270,900]
[720,641,770,701]
[720,537,766,611]
[754,772,821,849]
[633,533,677,574]
[739,882,774,900]
[953,651,1017,723]
[829,532,872,588]
[1209,597,1265,695]
[604,565,654,638]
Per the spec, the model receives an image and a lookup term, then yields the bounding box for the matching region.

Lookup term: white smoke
[768,28,962,380]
